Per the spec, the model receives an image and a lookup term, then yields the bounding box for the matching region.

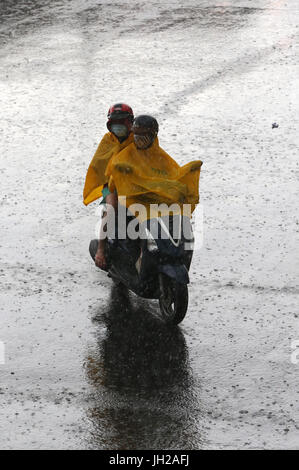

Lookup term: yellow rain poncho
[83,132,134,205]
[105,138,202,221]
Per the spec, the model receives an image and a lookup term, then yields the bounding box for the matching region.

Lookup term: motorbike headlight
[145,228,158,252]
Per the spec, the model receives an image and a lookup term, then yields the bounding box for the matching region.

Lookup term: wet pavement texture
[0,0,299,449]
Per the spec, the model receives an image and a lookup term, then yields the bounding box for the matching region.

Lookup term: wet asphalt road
[0,0,299,449]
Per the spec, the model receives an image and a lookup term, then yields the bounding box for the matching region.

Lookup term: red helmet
[106,103,134,138]
[107,103,134,122]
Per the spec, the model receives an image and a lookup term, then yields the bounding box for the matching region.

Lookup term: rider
[83,103,134,269]
[92,115,202,270]
[83,103,134,206]
[106,114,201,215]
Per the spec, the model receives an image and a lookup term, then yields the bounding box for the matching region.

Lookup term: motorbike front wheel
[158,273,188,325]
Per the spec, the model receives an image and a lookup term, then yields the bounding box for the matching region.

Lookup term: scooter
[89,213,194,325]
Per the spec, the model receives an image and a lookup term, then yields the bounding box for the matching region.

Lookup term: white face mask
[111,124,128,138]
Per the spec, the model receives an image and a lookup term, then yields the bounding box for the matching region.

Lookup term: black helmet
[132,115,159,134]
[132,115,159,149]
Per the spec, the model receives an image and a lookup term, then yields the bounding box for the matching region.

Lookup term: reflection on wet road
[85,286,204,449]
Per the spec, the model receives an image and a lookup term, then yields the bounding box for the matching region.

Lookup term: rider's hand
[95,249,107,270]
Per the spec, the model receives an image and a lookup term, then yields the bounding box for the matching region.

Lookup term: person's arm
[95,191,118,269]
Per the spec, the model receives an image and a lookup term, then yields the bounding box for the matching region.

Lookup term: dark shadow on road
[84,285,205,449]
[0,0,68,44]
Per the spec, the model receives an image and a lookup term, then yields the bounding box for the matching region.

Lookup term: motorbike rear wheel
[158,273,188,325]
